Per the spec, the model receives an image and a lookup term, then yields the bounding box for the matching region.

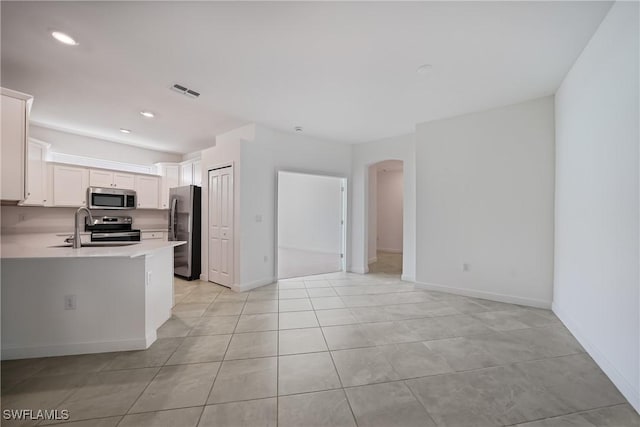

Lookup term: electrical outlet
[64,295,76,310]
[462,263,470,272]
[18,213,26,222]
[255,215,263,223]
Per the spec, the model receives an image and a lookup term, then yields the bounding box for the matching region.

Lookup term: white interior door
[208,166,234,286]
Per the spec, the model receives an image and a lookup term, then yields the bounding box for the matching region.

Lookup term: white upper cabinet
[89,169,113,188]
[192,160,202,186]
[179,158,202,186]
[156,163,180,209]
[50,163,163,209]
[1,88,33,201]
[89,169,135,189]
[52,165,89,207]
[181,162,194,186]
[20,140,50,206]
[135,175,159,209]
[113,172,135,189]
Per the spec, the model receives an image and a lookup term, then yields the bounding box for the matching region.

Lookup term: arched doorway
[367,160,403,275]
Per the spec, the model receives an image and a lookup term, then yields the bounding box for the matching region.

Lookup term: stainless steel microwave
[87,187,137,210]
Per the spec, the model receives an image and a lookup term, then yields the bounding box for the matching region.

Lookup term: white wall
[30,125,182,165]
[351,133,416,280]
[415,96,555,308]
[376,168,403,253]
[200,124,249,287]
[367,167,377,262]
[199,124,351,291]
[239,126,351,290]
[553,1,639,412]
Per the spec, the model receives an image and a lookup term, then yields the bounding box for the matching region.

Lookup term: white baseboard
[350,266,367,274]
[232,277,276,293]
[378,248,403,254]
[1,337,149,360]
[368,257,378,264]
[145,330,158,348]
[278,245,339,256]
[401,274,415,282]
[199,273,206,281]
[552,302,640,413]
[413,280,552,309]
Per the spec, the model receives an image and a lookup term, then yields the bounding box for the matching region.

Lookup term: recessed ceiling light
[119,128,131,134]
[140,111,155,118]
[294,126,303,132]
[51,31,78,46]
[416,64,433,75]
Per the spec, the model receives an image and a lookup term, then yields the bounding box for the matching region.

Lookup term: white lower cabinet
[141,231,167,241]
[52,165,89,207]
[135,175,160,209]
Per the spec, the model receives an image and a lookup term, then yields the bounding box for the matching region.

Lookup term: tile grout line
[310,295,360,427]
[3,275,571,427]
[403,377,440,427]
[501,402,634,427]
[125,285,232,426]
[113,282,206,426]
[50,350,618,427]
[110,280,205,426]
[200,295,247,413]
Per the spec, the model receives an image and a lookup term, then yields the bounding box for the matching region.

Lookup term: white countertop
[1,240,186,260]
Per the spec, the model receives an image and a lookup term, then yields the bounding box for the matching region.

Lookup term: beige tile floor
[1,270,637,427]
[368,251,403,275]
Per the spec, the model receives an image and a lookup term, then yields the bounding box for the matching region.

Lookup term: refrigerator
[169,185,201,280]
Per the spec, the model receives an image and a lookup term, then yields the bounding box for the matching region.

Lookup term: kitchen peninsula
[1,239,185,359]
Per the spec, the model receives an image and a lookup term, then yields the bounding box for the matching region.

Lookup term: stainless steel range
[85,216,141,242]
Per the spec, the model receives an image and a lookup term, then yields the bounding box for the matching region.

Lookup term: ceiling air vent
[171,83,200,98]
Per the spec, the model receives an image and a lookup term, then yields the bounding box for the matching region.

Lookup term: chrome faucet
[72,207,94,249]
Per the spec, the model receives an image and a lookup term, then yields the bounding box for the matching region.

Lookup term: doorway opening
[367,160,403,275]
[277,171,347,279]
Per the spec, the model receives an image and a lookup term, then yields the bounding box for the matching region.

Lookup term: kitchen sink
[49,242,140,248]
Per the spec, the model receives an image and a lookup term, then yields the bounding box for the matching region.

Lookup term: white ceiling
[1,1,612,154]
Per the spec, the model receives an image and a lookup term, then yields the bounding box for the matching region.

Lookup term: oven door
[91,231,141,242]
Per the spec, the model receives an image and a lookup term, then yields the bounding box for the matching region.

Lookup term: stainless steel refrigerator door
[170,186,194,277]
